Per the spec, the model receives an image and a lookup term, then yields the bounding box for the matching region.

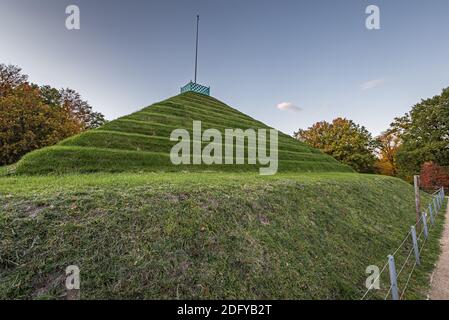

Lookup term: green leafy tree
[294,118,377,173]
[392,87,449,181]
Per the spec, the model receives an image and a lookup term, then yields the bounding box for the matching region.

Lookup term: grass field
[0,172,444,299]
[1,93,444,300]
[11,92,353,175]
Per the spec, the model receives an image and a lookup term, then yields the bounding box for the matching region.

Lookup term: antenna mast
[194,15,199,83]
[180,14,210,96]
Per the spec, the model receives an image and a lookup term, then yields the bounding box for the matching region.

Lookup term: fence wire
[361,188,446,300]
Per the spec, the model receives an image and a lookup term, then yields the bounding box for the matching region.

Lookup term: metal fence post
[428,204,435,225]
[388,255,399,300]
[433,198,438,215]
[437,193,441,210]
[411,226,421,266]
[414,176,421,230]
[422,213,428,240]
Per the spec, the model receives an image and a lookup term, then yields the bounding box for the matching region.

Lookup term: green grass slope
[0,172,444,299]
[13,92,353,175]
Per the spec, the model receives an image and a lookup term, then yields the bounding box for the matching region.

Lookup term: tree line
[295,88,449,185]
[0,64,106,166]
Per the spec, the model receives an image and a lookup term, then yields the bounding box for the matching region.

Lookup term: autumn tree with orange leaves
[374,129,401,176]
[0,64,106,166]
[0,84,82,165]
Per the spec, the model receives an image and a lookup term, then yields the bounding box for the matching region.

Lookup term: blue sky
[1,0,448,136]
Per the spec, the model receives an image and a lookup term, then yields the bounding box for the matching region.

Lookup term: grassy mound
[0,172,444,299]
[13,92,352,175]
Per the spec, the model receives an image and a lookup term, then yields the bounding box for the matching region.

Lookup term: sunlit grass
[0,171,443,299]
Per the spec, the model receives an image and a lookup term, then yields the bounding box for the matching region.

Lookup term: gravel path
[429,198,449,300]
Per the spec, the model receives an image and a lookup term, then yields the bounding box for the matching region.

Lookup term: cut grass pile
[0,172,444,299]
[12,92,353,175]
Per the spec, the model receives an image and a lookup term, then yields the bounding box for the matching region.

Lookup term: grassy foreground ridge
[11,92,352,175]
[0,172,444,299]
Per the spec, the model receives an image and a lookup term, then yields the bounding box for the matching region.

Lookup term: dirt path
[429,197,449,300]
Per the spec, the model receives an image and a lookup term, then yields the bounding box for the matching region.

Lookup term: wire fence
[361,187,446,300]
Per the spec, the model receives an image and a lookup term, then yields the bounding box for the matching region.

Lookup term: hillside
[1,92,444,300]
[12,92,353,175]
[0,172,444,299]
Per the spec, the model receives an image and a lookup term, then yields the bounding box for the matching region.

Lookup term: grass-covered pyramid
[15,92,352,174]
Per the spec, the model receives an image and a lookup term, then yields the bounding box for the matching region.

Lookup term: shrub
[420,161,449,191]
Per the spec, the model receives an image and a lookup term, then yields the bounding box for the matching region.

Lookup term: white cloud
[360,78,385,91]
[276,102,302,112]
